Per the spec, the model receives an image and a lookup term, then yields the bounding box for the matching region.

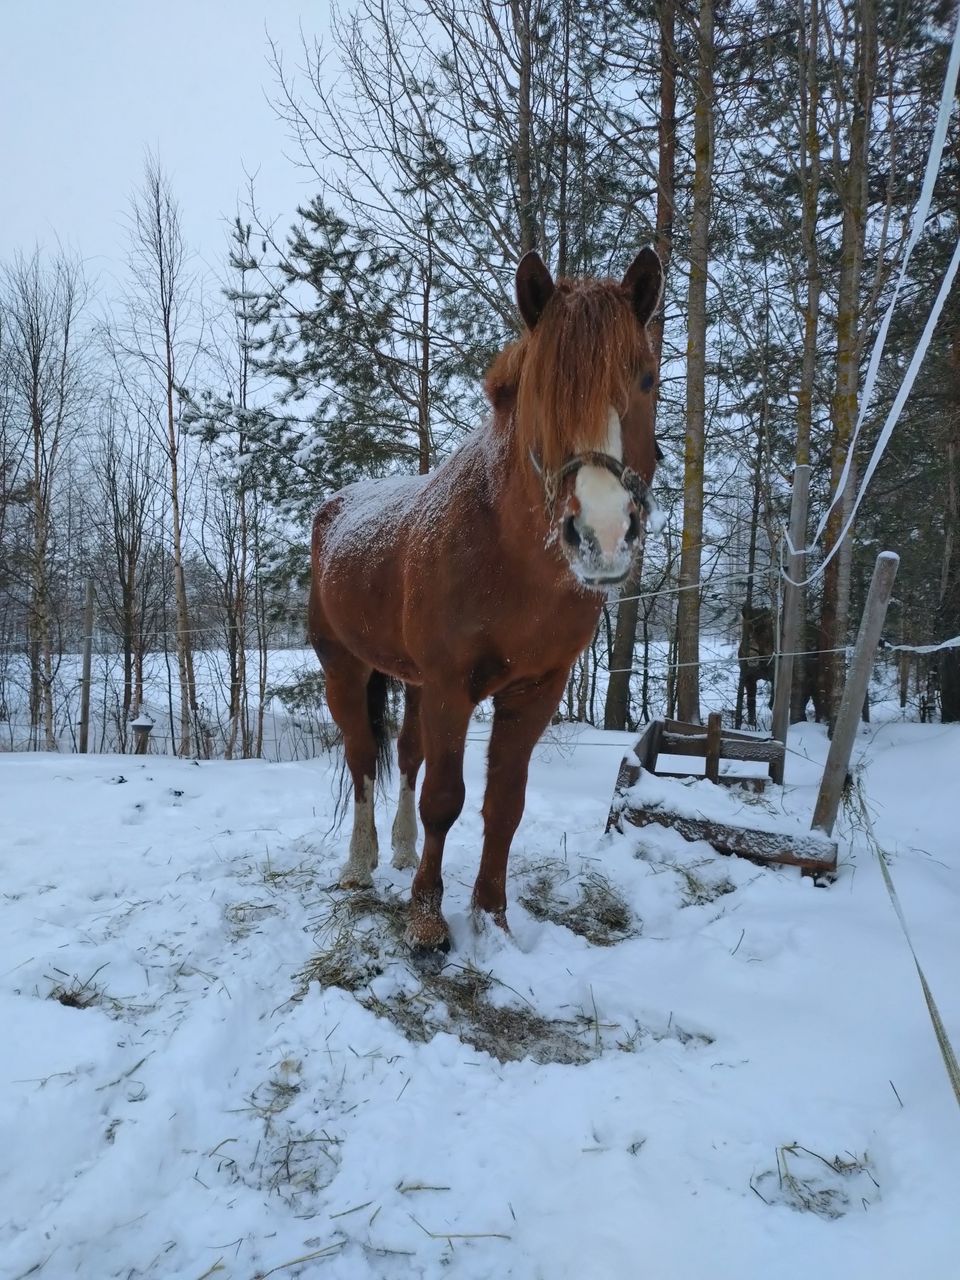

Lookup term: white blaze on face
[573,406,632,558]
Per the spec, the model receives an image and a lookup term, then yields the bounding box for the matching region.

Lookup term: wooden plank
[605,754,641,832]
[661,718,707,736]
[632,721,659,771]
[720,738,784,763]
[618,805,837,873]
[718,725,779,744]
[653,770,767,792]
[659,732,783,763]
[660,731,708,755]
[663,718,779,745]
[647,719,663,770]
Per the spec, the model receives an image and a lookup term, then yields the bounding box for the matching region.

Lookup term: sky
[0,2,323,290]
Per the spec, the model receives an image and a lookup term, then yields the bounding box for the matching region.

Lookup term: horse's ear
[623,247,663,327]
[516,251,555,330]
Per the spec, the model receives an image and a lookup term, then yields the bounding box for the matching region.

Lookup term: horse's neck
[488,417,548,525]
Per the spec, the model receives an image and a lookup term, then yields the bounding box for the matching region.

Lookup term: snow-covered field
[2,710,959,1279]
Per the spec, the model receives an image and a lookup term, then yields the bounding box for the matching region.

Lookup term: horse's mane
[484,278,647,473]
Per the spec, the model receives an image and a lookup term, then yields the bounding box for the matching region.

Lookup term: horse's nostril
[562,515,581,549]
[625,509,642,544]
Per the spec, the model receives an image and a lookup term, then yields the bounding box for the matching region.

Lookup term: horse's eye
[640,372,655,392]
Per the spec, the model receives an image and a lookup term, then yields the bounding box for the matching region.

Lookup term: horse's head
[507,249,663,588]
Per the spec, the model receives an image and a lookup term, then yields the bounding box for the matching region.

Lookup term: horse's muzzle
[561,507,643,586]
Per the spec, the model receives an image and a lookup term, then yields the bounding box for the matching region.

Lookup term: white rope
[784,232,960,587]
[783,7,960,587]
[810,5,960,551]
[854,779,960,1110]
[882,634,960,656]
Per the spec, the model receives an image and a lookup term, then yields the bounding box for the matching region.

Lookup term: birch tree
[115,158,202,756]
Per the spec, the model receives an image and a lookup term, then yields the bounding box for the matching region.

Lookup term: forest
[1,0,958,757]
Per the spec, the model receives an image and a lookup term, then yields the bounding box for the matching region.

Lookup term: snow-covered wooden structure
[606,715,837,875]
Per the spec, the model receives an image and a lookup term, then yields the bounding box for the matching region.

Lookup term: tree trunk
[818,0,875,729]
[675,0,714,724]
[604,0,675,729]
[790,0,822,722]
[510,0,536,255]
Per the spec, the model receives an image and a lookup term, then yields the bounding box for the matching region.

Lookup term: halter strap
[529,448,659,523]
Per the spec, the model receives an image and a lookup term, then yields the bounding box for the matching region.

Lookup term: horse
[736,604,826,726]
[308,248,663,950]
[736,605,775,728]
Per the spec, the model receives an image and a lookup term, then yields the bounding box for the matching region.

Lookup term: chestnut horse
[308,249,663,950]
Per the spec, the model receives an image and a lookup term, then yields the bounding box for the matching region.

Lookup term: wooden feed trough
[636,712,784,789]
[606,715,837,875]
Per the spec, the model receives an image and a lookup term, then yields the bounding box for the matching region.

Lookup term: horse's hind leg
[735,673,746,729]
[391,684,422,871]
[746,676,758,728]
[324,657,382,888]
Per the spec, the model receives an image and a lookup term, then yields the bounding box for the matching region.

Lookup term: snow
[321,427,499,564]
[2,711,959,1279]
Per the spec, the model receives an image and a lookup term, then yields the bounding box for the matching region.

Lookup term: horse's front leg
[406,685,473,951]
[473,670,569,929]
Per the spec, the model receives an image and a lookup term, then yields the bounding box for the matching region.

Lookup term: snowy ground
[2,710,959,1279]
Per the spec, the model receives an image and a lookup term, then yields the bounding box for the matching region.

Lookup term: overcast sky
[1,3,321,290]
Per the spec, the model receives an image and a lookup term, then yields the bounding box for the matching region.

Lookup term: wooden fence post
[811,552,899,836]
[705,711,722,783]
[78,577,95,754]
[770,464,810,783]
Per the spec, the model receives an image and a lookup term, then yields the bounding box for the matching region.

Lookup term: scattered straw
[519,862,638,945]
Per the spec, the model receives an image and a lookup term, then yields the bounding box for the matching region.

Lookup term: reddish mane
[485,278,648,472]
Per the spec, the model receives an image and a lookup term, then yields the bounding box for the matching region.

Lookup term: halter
[529,448,661,528]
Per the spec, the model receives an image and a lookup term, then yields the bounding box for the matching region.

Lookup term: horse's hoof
[404,915,451,953]
[470,898,510,934]
[405,931,451,958]
[338,865,374,890]
[391,846,420,872]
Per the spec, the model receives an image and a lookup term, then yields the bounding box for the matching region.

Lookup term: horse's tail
[367,670,397,784]
[329,670,399,834]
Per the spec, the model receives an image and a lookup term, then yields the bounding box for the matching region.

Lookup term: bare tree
[89,391,165,742]
[113,157,203,756]
[1,252,89,748]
